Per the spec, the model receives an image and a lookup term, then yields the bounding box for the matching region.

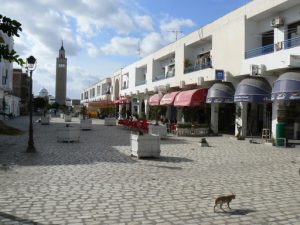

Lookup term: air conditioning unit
[270,16,284,27]
[250,64,260,76]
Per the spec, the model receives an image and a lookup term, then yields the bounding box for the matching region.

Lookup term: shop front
[271,72,300,142]
[234,78,272,138]
[206,82,235,134]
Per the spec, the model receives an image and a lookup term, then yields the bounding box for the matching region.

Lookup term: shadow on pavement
[0,212,44,225]
[216,208,256,215]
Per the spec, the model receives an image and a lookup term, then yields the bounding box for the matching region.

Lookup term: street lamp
[106,88,111,117]
[26,55,37,153]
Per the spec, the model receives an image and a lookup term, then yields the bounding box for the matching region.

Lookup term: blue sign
[215,70,224,80]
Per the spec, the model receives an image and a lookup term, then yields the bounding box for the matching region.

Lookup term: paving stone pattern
[0,117,300,225]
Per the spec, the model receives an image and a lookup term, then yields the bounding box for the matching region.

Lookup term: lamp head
[26,56,37,71]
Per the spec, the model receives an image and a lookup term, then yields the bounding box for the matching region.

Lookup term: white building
[81,0,300,141]
[0,30,20,117]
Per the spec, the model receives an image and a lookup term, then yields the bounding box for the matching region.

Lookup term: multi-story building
[13,68,29,115]
[0,30,21,117]
[81,0,300,140]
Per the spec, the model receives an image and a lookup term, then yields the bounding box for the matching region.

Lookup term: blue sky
[2,0,251,99]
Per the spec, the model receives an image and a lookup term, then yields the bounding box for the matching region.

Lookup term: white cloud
[101,37,139,56]
[140,32,162,56]
[134,15,154,32]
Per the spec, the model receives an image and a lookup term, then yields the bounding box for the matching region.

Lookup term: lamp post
[106,88,111,117]
[26,55,37,153]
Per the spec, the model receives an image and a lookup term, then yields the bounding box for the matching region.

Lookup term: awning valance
[160,91,180,105]
[234,78,271,103]
[88,100,114,107]
[149,94,162,106]
[113,97,129,104]
[174,88,208,107]
[206,83,235,103]
[271,72,300,100]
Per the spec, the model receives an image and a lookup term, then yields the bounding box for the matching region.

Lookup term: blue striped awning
[271,72,300,100]
[206,83,235,103]
[234,78,271,103]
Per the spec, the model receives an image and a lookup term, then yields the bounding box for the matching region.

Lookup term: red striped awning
[174,88,208,107]
[160,91,180,105]
[149,94,162,106]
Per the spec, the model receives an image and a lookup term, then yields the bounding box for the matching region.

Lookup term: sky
[2,0,251,99]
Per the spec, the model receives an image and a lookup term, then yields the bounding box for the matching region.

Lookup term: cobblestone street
[0,117,300,225]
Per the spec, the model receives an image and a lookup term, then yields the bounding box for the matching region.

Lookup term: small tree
[33,97,47,115]
[0,14,24,65]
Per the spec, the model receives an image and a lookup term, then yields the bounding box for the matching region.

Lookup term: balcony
[184,61,212,74]
[154,71,175,82]
[245,36,300,59]
[135,80,146,86]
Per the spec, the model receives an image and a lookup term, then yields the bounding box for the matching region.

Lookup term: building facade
[55,42,67,105]
[13,69,29,115]
[81,0,300,140]
[0,30,21,117]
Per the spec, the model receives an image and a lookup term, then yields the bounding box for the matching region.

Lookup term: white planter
[104,117,116,126]
[57,127,80,142]
[41,115,50,125]
[131,133,161,158]
[60,114,64,119]
[80,119,92,130]
[64,115,72,122]
[148,124,167,138]
[176,127,209,136]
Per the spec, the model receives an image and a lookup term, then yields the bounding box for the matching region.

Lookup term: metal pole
[27,70,35,153]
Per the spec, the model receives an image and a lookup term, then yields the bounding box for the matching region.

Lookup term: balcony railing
[184,61,212,74]
[245,36,300,59]
[283,36,300,49]
[135,80,146,86]
[153,71,175,82]
[245,44,274,59]
[154,74,166,81]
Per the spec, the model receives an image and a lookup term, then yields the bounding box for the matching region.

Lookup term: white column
[235,102,248,138]
[138,97,143,117]
[271,101,279,139]
[211,103,219,134]
[177,107,183,123]
[166,106,171,121]
[144,95,149,119]
[118,104,122,119]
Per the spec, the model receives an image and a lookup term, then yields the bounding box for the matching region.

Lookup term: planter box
[176,127,209,137]
[80,119,92,130]
[60,114,64,119]
[41,115,50,125]
[104,117,116,126]
[131,133,160,158]
[64,115,72,122]
[57,127,80,142]
[148,124,167,139]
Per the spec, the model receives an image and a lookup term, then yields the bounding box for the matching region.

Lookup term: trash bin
[276,123,285,146]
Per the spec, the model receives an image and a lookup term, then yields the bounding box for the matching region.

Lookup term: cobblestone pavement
[0,116,299,225]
